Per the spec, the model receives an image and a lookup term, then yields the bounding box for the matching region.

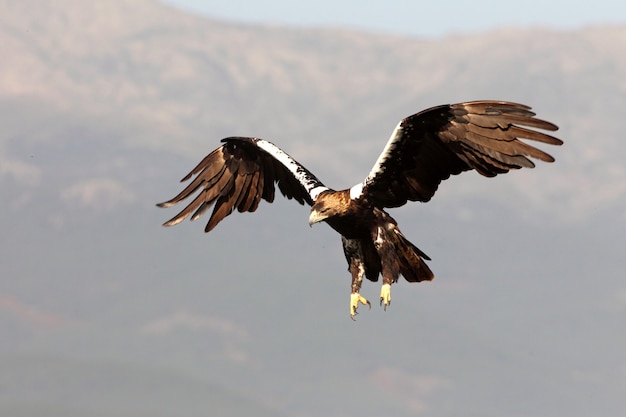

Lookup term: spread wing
[351,101,563,208]
[157,137,329,232]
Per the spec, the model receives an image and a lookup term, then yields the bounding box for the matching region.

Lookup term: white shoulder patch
[254,138,330,201]
[309,186,328,201]
[357,121,404,189]
[349,183,364,200]
[348,121,405,201]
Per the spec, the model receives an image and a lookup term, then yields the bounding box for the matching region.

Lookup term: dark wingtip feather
[161,216,185,227]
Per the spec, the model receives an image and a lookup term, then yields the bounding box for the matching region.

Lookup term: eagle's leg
[349,257,371,319]
[342,237,371,319]
[372,225,400,312]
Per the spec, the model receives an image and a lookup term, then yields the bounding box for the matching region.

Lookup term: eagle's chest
[325,210,378,240]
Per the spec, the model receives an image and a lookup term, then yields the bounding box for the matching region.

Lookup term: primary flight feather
[158,100,562,319]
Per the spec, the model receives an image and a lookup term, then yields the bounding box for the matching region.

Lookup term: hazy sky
[162,0,625,37]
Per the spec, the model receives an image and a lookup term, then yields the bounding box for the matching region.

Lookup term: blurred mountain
[2,1,625,222]
[1,0,625,416]
[0,352,286,417]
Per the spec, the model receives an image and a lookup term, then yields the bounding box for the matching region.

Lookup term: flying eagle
[158,101,562,319]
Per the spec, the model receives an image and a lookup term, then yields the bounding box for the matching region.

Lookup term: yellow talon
[350,293,371,319]
[380,283,391,311]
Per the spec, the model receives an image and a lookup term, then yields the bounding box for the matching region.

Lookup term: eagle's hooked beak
[308,209,326,227]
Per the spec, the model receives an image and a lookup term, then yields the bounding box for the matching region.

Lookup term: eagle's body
[158,101,562,318]
[310,190,434,312]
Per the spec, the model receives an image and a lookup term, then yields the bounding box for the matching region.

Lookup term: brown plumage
[158,100,562,318]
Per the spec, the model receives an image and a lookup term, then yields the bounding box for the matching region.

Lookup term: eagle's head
[308,191,349,226]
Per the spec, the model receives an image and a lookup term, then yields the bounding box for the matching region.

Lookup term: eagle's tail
[391,229,434,283]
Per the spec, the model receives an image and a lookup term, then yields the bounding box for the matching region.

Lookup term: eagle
[158,101,562,319]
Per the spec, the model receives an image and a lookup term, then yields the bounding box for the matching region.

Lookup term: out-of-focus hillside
[2,0,625,222]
